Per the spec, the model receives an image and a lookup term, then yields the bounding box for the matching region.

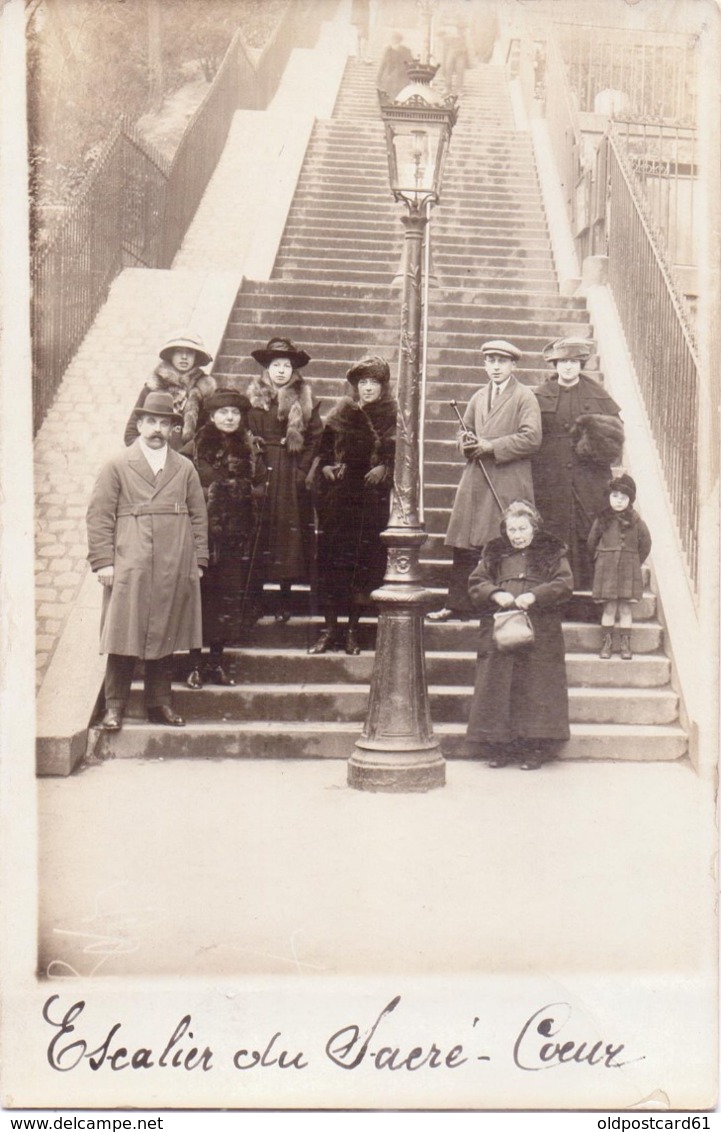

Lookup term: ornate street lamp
[347,64,458,793]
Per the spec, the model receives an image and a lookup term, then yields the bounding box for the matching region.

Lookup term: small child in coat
[587,474,652,660]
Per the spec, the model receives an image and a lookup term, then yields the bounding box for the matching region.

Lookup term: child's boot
[620,631,632,660]
[599,630,614,659]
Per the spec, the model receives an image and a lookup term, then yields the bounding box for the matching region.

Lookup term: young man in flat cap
[532,338,623,591]
[429,339,542,621]
[87,391,209,731]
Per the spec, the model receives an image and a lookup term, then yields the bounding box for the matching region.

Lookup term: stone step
[92,720,688,762]
[124,682,678,727]
[171,647,671,688]
[273,265,558,289]
[236,279,587,308]
[227,312,588,339]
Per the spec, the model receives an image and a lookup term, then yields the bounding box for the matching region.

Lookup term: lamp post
[347,64,457,793]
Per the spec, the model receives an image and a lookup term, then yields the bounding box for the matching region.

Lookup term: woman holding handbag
[465,500,573,770]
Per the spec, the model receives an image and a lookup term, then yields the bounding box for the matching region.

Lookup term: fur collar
[194,422,254,467]
[483,529,568,577]
[594,505,640,533]
[325,395,396,433]
[247,371,315,453]
[147,363,213,396]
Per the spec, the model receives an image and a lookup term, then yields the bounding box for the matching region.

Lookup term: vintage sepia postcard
[1,0,718,1116]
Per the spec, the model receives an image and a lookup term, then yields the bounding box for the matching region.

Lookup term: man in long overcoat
[87,391,209,730]
[429,339,542,620]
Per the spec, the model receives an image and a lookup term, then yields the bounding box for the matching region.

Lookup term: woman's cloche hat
[480,339,522,361]
[346,355,391,387]
[206,388,251,416]
[251,337,311,370]
[543,338,594,364]
[133,391,183,424]
[608,474,636,503]
[159,331,213,368]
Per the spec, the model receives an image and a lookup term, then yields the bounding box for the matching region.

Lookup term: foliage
[27,0,290,241]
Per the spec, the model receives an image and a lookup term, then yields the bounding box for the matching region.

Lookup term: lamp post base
[348,745,446,793]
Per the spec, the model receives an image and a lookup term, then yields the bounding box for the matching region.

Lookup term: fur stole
[247,371,314,453]
[483,529,568,580]
[324,395,397,468]
[194,422,255,481]
[592,505,640,536]
[147,363,217,443]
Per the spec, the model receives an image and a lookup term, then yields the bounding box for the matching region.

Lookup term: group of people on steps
[86,330,650,771]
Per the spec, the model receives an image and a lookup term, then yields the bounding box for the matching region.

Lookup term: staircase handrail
[607,123,698,355]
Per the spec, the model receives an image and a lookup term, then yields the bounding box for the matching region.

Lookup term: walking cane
[449,399,504,513]
[238,460,272,626]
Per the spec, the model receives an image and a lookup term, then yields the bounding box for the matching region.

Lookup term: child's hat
[159,332,213,368]
[608,474,636,502]
[251,337,310,370]
[206,389,251,416]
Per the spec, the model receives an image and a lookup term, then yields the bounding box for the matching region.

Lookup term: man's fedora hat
[480,339,522,361]
[542,338,594,364]
[251,337,311,370]
[159,332,213,368]
[133,391,183,424]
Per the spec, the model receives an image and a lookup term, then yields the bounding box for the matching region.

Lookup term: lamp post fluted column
[347,207,445,793]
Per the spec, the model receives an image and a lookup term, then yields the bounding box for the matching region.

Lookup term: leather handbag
[492,607,535,651]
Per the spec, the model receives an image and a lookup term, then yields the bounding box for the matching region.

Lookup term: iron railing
[159,30,244,267]
[31,123,168,432]
[31,1,333,433]
[605,130,699,585]
[553,22,697,123]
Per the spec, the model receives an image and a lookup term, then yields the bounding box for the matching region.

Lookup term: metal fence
[605,131,699,586]
[553,22,697,123]
[31,1,334,433]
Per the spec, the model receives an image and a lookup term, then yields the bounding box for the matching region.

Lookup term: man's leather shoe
[147,705,186,727]
[186,668,204,689]
[345,630,361,655]
[99,708,122,731]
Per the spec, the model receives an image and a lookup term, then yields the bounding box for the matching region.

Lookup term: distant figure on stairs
[351,0,372,63]
[437,13,470,95]
[531,338,624,592]
[246,337,322,624]
[588,474,652,661]
[123,331,216,451]
[376,32,413,99]
[427,339,542,623]
[308,355,397,656]
[87,391,209,733]
[181,389,267,689]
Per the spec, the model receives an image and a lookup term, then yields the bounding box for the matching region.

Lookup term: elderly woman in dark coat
[181,389,266,687]
[465,500,573,770]
[308,355,397,656]
[246,337,322,622]
[532,338,624,591]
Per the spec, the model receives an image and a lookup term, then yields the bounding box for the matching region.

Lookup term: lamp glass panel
[391,123,442,201]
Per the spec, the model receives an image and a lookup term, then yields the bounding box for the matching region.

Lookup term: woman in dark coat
[377,33,413,99]
[465,500,573,770]
[532,338,624,591]
[308,355,396,656]
[181,389,265,687]
[246,337,322,622]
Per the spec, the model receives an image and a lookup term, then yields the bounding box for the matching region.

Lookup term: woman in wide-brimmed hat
[308,355,397,656]
[123,330,216,450]
[181,389,267,687]
[245,337,322,621]
[531,338,624,590]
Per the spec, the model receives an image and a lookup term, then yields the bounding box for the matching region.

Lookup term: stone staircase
[93,59,687,764]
